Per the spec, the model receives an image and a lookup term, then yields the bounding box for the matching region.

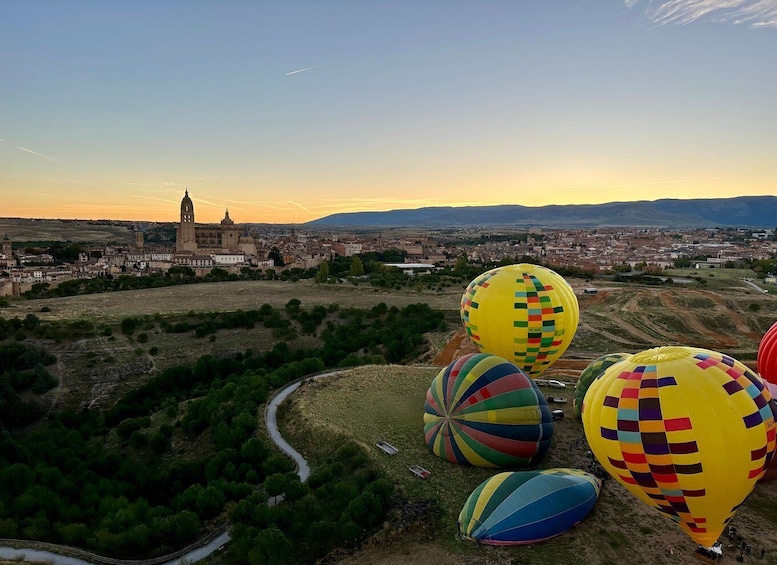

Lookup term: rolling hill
[306,195,777,228]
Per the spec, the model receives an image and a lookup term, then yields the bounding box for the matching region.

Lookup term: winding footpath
[0,371,340,565]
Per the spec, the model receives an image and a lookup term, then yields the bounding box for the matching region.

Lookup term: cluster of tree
[1,315,100,344]
[0,300,442,557]
[745,258,777,276]
[320,302,447,364]
[0,404,280,557]
[229,442,394,564]
[0,341,58,428]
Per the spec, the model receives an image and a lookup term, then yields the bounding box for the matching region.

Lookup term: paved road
[742,278,769,294]
[0,371,341,564]
[264,371,341,483]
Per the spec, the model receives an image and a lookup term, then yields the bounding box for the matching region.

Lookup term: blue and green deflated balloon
[458,469,602,545]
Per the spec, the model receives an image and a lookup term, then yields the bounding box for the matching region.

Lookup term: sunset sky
[2,1,776,224]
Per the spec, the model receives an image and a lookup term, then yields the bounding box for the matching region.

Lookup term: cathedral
[175,190,256,256]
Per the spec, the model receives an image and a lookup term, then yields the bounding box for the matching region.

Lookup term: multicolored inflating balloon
[461,264,579,377]
[573,353,630,418]
[582,346,776,548]
[458,468,601,545]
[758,321,777,384]
[424,353,553,468]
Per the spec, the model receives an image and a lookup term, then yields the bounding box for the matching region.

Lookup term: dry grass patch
[279,364,777,565]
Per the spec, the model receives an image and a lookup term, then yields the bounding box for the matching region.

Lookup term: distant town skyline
[2,1,777,223]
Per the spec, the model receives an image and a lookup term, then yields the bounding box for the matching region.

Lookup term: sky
[1,0,777,224]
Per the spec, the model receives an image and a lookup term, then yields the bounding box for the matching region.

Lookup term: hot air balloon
[760,379,777,482]
[461,264,579,377]
[573,353,630,418]
[424,353,553,468]
[458,468,601,545]
[758,321,777,384]
[582,346,776,548]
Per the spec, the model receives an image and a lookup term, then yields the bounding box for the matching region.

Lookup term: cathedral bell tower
[175,190,198,253]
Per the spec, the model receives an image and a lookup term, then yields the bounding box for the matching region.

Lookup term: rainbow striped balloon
[424,353,553,468]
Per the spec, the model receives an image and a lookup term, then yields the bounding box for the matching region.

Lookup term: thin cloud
[627,0,777,27]
[127,194,181,206]
[319,197,451,208]
[288,200,312,212]
[285,66,314,76]
[16,146,58,162]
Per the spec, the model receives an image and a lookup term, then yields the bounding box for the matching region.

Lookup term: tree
[673,257,692,268]
[283,476,307,508]
[249,525,293,565]
[268,247,284,267]
[348,256,364,277]
[264,473,287,505]
[315,260,329,283]
[454,255,468,272]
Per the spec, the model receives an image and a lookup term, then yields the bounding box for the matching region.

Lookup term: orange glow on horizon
[2,176,776,225]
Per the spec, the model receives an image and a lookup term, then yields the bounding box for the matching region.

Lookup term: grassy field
[0,218,134,244]
[0,280,466,324]
[279,365,777,565]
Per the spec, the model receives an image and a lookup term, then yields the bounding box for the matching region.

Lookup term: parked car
[548,379,566,389]
[552,409,565,421]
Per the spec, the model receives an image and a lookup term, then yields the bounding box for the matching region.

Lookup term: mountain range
[305,196,777,229]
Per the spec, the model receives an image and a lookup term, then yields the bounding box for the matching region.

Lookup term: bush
[121,317,138,335]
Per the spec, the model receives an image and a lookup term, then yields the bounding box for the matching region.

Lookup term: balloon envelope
[761,379,777,482]
[458,468,601,545]
[758,321,777,384]
[461,264,579,377]
[582,346,776,547]
[424,353,553,468]
[573,352,630,418]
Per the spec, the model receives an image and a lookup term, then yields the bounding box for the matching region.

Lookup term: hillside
[280,364,777,565]
[1,276,777,564]
[3,276,776,414]
[306,195,777,228]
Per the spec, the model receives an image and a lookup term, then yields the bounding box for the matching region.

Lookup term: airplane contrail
[16,146,58,162]
[285,66,314,76]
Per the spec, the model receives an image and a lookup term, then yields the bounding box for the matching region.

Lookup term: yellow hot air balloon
[582,346,777,548]
[461,264,579,377]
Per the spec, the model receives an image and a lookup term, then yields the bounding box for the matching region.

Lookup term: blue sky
[1,0,776,223]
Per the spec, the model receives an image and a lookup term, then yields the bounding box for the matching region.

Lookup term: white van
[547,380,566,389]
